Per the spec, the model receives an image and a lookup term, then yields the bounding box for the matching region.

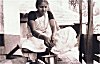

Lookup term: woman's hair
[36,0,49,9]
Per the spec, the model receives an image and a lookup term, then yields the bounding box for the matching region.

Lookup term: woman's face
[37,2,49,15]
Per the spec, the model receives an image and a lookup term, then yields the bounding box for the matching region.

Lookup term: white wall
[3,0,20,35]
[19,0,79,25]
[19,0,37,13]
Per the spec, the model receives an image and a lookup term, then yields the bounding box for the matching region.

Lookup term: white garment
[21,37,47,52]
[51,27,79,61]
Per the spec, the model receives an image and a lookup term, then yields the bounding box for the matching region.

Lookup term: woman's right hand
[44,36,51,47]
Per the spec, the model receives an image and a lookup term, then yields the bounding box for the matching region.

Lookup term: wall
[19,0,79,25]
[3,0,20,35]
[3,0,20,54]
[0,0,3,34]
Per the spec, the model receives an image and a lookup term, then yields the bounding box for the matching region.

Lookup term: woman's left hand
[51,34,56,47]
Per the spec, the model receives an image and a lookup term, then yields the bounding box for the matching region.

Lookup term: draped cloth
[51,27,80,63]
[21,12,80,63]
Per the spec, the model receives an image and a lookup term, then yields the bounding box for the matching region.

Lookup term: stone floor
[0,47,99,64]
[0,55,99,64]
[82,60,100,64]
[0,55,27,64]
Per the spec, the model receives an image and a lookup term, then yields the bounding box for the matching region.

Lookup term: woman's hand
[51,34,56,47]
[44,36,51,47]
[44,36,55,48]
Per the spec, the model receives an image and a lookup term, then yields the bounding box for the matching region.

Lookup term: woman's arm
[47,11,58,37]
[48,11,59,47]
[49,19,58,47]
[49,19,57,37]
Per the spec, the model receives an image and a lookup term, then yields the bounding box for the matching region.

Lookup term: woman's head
[36,0,49,15]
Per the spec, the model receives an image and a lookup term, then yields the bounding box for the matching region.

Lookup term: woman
[21,0,80,64]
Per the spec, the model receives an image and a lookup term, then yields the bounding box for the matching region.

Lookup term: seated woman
[21,0,80,64]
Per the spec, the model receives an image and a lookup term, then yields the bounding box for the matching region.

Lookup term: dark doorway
[0,34,4,46]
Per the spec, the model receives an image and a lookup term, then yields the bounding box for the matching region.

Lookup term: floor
[82,60,100,64]
[25,60,100,64]
[0,48,100,64]
[82,54,100,64]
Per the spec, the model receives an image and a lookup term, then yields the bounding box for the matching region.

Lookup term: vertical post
[79,0,82,63]
[79,0,82,34]
[85,0,93,63]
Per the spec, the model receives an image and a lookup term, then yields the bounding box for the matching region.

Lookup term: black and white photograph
[0,0,100,64]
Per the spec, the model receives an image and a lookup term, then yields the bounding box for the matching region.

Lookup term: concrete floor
[0,47,100,64]
[82,60,100,64]
[0,55,99,64]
